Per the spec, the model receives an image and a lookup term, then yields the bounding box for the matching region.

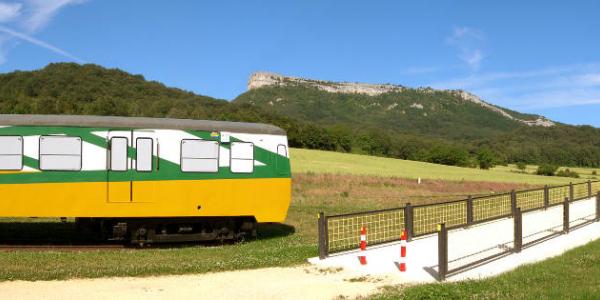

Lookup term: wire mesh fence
[548,185,570,205]
[413,201,467,236]
[318,180,600,258]
[472,193,512,222]
[325,208,405,254]
[573,182,589,200]
[516,189,545,212]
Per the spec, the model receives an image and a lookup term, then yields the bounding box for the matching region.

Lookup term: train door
[107,130,132,203]
[107,130,157,203]
[131,130,157,203]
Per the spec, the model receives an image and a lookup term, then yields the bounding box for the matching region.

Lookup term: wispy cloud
[0,25,83,62]
[429,63,600,110]
[446,26,486,70]
[0,2,22,22]
[0,0,86,64]
[22,0,86,32]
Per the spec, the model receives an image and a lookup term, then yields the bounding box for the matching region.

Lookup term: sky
[0,1,599,126]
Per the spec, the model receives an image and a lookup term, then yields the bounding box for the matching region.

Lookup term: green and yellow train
[0,114,292,243]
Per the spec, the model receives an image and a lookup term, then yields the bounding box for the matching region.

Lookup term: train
[0,114,292,244]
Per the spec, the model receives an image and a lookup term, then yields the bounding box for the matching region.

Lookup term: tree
[477,149,495,170]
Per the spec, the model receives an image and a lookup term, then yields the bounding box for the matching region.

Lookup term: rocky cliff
[247,72,555,127]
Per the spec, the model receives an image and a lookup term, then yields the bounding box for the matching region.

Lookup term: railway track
[0,244,126,251]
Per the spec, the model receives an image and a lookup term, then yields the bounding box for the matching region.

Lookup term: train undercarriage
[75,217,258,245]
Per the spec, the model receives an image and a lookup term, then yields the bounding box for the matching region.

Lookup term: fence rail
[318,180,600,259]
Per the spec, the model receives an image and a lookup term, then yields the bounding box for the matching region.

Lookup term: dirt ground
[0,265,404,300]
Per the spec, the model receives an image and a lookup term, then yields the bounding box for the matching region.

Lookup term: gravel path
[0,265,404,300]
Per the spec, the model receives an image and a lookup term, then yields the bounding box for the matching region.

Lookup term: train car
[0,114,291,244]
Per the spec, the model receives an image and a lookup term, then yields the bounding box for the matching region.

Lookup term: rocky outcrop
[248,72,404,96]
[248,72,555,127]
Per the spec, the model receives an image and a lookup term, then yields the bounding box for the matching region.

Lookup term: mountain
[1,63,599,168]
[237,72,555,141]
[235,72,600,168]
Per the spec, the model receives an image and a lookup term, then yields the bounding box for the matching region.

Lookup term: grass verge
[372,238,600,299]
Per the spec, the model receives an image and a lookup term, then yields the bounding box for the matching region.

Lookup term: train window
[276,144,288,175]
[230,142,254,173]
[136,138,153,172]
[110,137,128,171]
[0,136,23,170]
[39,136,82,171]
[180,139,219,173]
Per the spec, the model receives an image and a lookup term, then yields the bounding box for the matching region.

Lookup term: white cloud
[0,0,86,64]
[446,26,486,70]
[22,0,86,32]
[0,2,22,22]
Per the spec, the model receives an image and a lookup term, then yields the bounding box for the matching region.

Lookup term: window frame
[180,139,220,173]
[109,137,129,172]
[38,135,83,172]
[230,141,254,174]
[135,137,154,172]
[0,135,24,171]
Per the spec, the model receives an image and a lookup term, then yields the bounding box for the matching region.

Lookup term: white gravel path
[0,266,401,300]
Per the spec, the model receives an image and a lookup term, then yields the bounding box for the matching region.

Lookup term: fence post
[563,197,570,234]
[589,180,593,198]
[569,182,574,202]
[543,185,549,209]
[466,195,474,226]
[596,192,600,222]
[318,212,328,259]
[404,203,413,242]
[438,223,448,281]
[514,208,522,253]
[511,190,517,215]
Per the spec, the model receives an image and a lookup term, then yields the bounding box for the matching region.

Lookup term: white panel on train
[40,155,82,171]
[0,136,22,170]
[181,140,219,172]
[39,136,81,171]
[136,138,153,172]
[230,142,254,173]
[110,137,128,171]
[40,136,81,155]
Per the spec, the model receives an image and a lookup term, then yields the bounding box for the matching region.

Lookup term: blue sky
[0,1,599,126]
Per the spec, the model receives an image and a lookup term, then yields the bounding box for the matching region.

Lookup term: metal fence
[318,180,600,259]
[438,194,600,281]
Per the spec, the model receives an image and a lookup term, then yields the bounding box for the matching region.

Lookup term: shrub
[516,162,527,173]
[593,170,597,176]
[556,169,580,178]
[477,149,495,170]
[536,164,558,176]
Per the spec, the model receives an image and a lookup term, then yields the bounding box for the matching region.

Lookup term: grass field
[371,238,600,299]
[291,148,595,185]
[0,148,596,281]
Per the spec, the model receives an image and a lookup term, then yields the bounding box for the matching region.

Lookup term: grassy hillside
[236,85,529,140]
[291,148,593,185]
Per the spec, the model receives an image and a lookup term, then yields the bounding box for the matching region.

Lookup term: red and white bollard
[399,229,407,272]
[358,226,367,265]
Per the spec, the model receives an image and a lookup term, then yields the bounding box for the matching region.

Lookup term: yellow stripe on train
[0,178,291,222]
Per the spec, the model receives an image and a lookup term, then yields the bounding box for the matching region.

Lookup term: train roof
[0,114,286,135]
